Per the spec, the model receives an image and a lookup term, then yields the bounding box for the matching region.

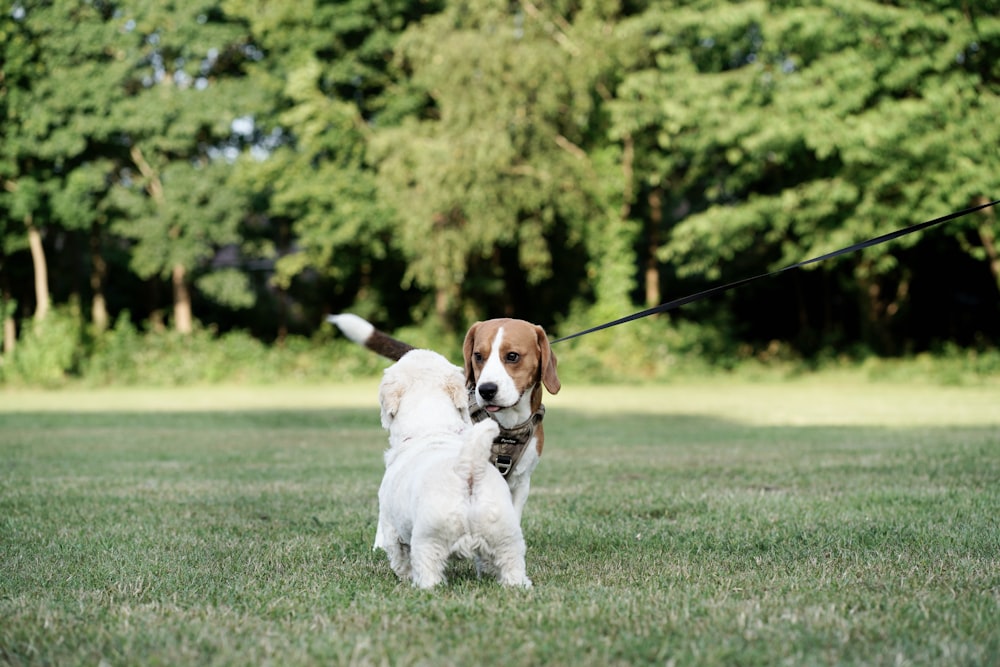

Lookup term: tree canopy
[1,0,998,373]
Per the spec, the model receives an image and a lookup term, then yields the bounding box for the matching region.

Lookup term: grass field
[1,378,998,666]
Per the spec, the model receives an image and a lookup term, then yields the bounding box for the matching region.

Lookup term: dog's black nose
[478,382,498,401]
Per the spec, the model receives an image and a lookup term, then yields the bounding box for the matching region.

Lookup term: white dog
[375,349,532,589]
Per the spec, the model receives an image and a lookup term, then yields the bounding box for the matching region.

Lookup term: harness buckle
[494,454,513,477]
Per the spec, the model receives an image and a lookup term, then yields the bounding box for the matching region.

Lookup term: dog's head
[379,349,469,431]
[462,319,559,427]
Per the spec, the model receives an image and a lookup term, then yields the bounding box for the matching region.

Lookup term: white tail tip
[326,313,375,345]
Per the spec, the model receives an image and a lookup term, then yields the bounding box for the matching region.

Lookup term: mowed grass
[1,378,998,666]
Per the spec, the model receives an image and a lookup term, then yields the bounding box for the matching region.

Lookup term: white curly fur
[374,350,531,589]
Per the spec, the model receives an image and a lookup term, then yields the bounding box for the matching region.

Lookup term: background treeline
[2,0,999,385]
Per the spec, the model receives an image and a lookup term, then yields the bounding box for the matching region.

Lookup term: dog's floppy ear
[378,371,404,429]
[535,325,560,395]
[462,322,482,388]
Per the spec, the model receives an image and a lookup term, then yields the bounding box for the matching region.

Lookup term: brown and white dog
[328,314,560,519]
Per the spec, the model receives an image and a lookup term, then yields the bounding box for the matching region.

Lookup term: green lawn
[1,379,998,666]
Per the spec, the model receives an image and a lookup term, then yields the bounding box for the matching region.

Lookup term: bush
[1,306,85,387]
[78,317,395,386]
[3,306,999,388]
[82,312,145,385]
[552,307,738,383]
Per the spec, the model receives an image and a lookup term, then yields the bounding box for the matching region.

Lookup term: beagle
[328,314,560,519]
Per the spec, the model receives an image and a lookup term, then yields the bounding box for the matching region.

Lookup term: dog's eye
[505,352,520,363]
[473,352,484,364]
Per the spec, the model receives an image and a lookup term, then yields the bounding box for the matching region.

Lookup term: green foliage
[196,268,256,310]
[1,306,85,387]
[0,0,271,332]
[858,344,1000,387]
[80,317,391,386]
[81,311,146,385]
[223,0,438,321]
[2,0,999,374]
[371,0,628,322]
[612,0,1000,351]
[554,309,725,382]
[119,160,248,283]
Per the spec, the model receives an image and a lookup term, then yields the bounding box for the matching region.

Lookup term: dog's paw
[497,571,532,589]
[411,574,445,590]
[474,419,500,439]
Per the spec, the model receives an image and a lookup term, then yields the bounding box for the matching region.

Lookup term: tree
[0,3,58,329]
[224,0,444,334]
[108,1,266,333]
[612,0,1000,353]
[50,162,116,332]
[1,0,265,342]
[372,0,631,330]
[2,0,998,375]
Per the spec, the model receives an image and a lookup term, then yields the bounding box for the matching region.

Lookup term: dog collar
[469,389,544,478]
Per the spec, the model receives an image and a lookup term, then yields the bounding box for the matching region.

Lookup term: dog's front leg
[510,478,531,521]
[491,531,532,589]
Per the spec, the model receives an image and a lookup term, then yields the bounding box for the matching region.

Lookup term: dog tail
[451,419,505,562]
[326,313,415,361]
[457,419,501,488]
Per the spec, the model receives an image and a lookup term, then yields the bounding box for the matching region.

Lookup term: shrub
[83,312,145,385]
[552,307,738,383]
[4,306,999,388]
[1,306,85,387]
[77,317,396,386]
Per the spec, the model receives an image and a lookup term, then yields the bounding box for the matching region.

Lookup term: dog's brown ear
[462,322,482,388]
[535,325,560,395]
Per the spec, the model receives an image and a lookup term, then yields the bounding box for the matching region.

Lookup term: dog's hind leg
[493,552,531,588]
[488,529,532,588]
[378,523,413,582]
[408,537,449,589]
[386,547,412,581]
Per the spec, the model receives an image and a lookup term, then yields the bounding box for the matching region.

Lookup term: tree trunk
[858,274,887,354]
[434,285,450,332]
[645,187,663,308]
[1,273,15,356]
[172,264,193,335]
[972,196,1000,292]
[2,312,14,356]
[620,133,634,221]
[276,219,290,344]
[26,217,50,322]
[857,263,910,356]
[978,224,1000,293]
[132,144,193,334]
[90,222,109,333]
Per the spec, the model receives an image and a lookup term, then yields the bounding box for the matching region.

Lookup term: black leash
[551,198,1000,345]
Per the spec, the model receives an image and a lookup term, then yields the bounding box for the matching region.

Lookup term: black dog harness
[469,389,545,478]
